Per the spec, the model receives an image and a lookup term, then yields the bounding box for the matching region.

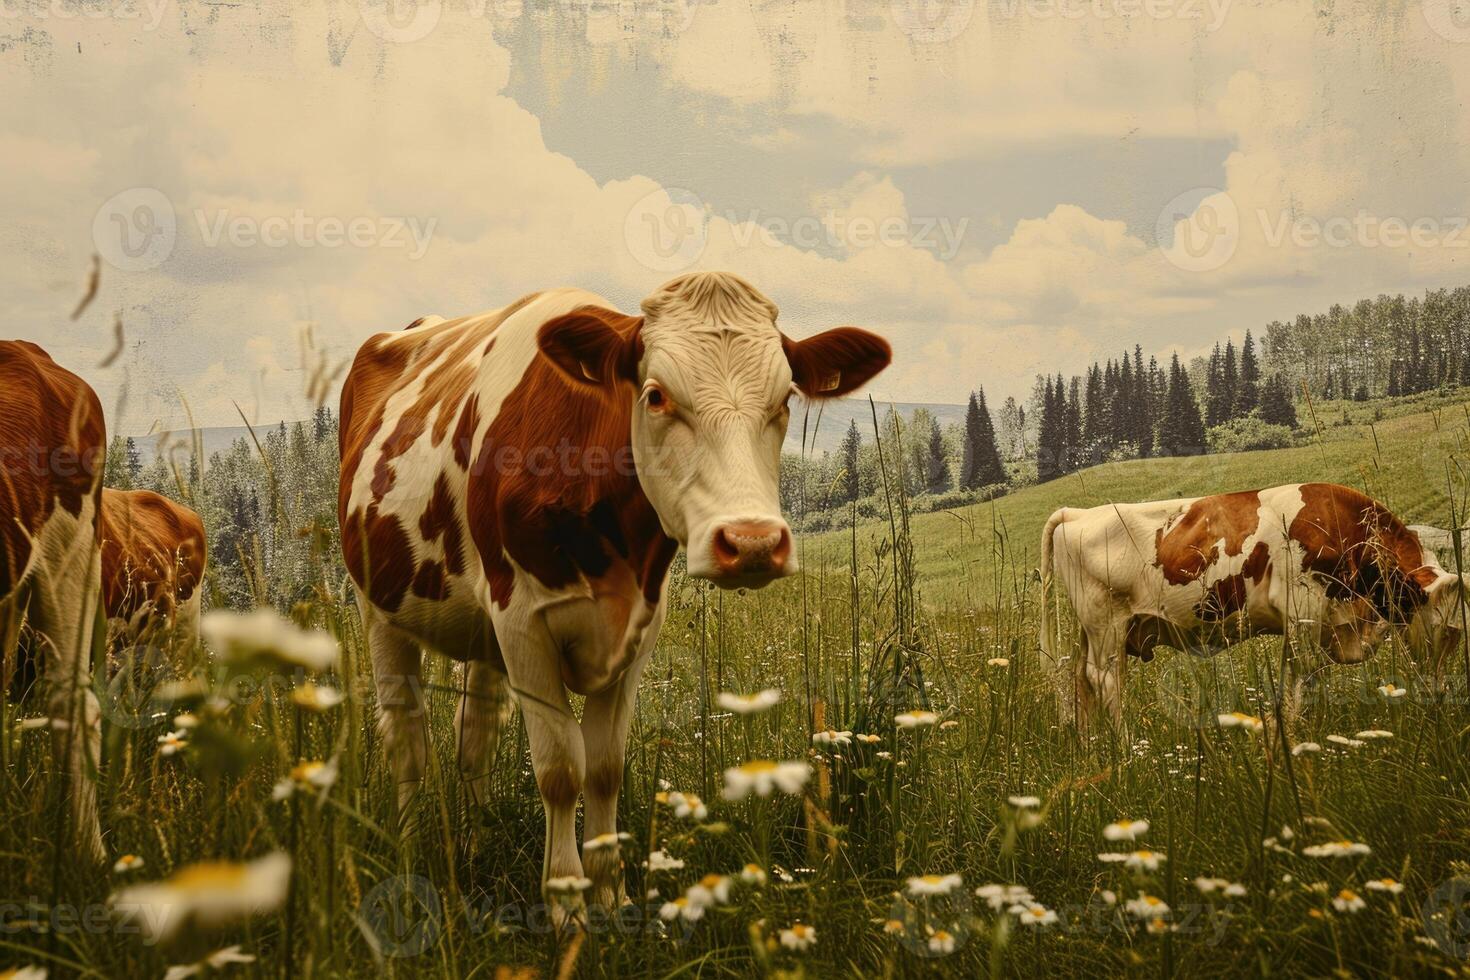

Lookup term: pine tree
[1205,343,1224,427]
[1259,375,1298,427]
[1134,346,1153,456]
[1064,375,1082,473]
[1160,353,1206,456]
[925,416,950,494]
[1237,330,1260,415]
[839,419,862,504]
[970,389,1006,487]
[1036,378,1063,483]
[125,436,143,484]
[1221,340,1239,420]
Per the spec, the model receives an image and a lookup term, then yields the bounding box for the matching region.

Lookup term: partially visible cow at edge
[100,488,207,648]
[0,340,107,863]
[338,272,891,913]
[1040,483,1464,725]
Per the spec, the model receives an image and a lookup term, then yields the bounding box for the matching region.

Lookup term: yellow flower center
[169,861,248,892]
[742,760,778,774]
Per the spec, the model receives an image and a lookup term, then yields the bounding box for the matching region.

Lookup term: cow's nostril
[769,528,792,571]
[710,521,789,575]
[712,526,743,569]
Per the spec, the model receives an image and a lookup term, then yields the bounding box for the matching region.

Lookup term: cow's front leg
[455,658,510,807]
[493,607,586,928]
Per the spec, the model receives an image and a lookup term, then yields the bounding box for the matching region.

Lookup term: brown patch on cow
[419,474,466,576]
[1154,490,1262,585]
[466,305,677,610]
[1198,540,1271,623]
[339,294,541,606]
[341,505,416,613]
[1289,483,1434,623]
[586,760,623,800]
[99,489,207,623]
[451,393,480,471]
[0,341,106,598]
[411,560,448,601]
[537,764,581,809]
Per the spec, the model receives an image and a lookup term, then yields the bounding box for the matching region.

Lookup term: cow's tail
[1038,508,1072,668]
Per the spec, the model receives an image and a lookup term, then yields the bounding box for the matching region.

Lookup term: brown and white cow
[99,488,207,648]
[0,340,107,863]
[1040,483,1464,725]
[338,272,890,911]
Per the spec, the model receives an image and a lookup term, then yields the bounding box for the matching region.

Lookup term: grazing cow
[338,272,890,911]
[1040,483,1464,724]
[99,488,207,648]
[0,340,107,863]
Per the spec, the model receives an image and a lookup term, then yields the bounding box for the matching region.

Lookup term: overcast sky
[4,0,1468,436]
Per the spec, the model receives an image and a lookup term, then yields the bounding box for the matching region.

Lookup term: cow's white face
[537,273,891,589]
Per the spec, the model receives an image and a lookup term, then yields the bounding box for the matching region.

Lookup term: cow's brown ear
[537,306,644,386]
[782,327,892,398]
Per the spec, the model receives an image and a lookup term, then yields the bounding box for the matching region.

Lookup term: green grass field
[5,398,1470,979]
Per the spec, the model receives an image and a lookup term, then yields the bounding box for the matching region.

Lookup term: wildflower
[584,831,632,853]
[1194,877,1245,896]
[687,873,732,907]
[1145,917,1174,934]
[721,760,811,800]
[1292,742,1322,756]
[172,713,199,730]
[1097,853,1128,864]
[291,683,345,712]
[1327,734,1365,748]
[882,918,905,935]
[906,873,963,897]
[646,850,685,872]
[666,791,708,820]
[811,730,852,747]
[1365,878,1404,894]
[939,720,960,731]
[1099,889,1117,906]
[976,884,1033,910]
[157,730,188,756]
[110,852,292,943]
[894,710,939,729]
[855,733,881,744]
[1007,795,1042,809]
[1217,711,1264,732]
[928,928,957,953]
[1014,903,1059,927]
[546,876,592,895]
[163,946,255,980]
[1331,888,1365,913]
[114,854,145,874]
[270,760,338,801]
[658,896,703,922]
[1104,819,1149,842]
[987,657,1010,667]
[0,968,48,980]
[779,922,817,951]
[1125,893,1170,919]
[1124,850,1166,872]
[716,689,780,715]
[1377,682,1407,699]
[875,750,893,760]
[1356,729,1393,740]
[201,608,337,672]
[1302,840,1371,858]
[740,863,767,886]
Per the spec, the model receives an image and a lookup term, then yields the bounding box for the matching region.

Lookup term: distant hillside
[127,398,968,461]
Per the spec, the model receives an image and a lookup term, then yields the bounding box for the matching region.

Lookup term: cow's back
[99,488,207,624]
[0,340,106,599]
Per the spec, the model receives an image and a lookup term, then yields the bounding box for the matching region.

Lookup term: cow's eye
[644,385,673,414]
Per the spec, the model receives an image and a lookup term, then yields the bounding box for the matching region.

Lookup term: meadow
[4,397,1470,978]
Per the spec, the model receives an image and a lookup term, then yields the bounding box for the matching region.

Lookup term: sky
[3,0,1469,438]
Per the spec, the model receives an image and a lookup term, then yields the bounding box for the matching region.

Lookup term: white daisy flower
[875,751,893,760]
[290,683,345,713]
[1145,917,1174,934]
[658,897,704,922]
[779,922,817,951]
[1124,850,1166,872]
[201,608,337,673]
[157,730,188,756]
[1007,795,1042,809]
[646,849,685,872]
[1356,730,1393,740]
[906,873,963,897]
[1292,742,1322,756]
[855,733,881,744]
[1217,711,1264,732]
[1377,682,1407,699]
[928,928,958,952]
[583,831,632,853]
[110,852,292,943]
[1331,888,1365,912]
[546,876,592,895]
[163,946,255,980]
[1327,734,1365,748]
[740,863,768,886]
[667,791,708,821]
[1125,893,1170,919]
[987,658,1010,667]
[687,873,732,907]
[894,710,940,729]
[1103,819,1149,842]
[976,884,1033,910]
[172,713,200,730]
[716,689,781,715]
[113,854,145,874]
[1365,878,1404,894]
[0,967,48,980]
[270,759,338,801]
[1097,853,1129,864]
[1014,903,1059,927]
[811,730,852,747]
[939,720,960,731]
[721,760,811,800]
[1302,840,1371,858]
[1099,889,1117,906]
